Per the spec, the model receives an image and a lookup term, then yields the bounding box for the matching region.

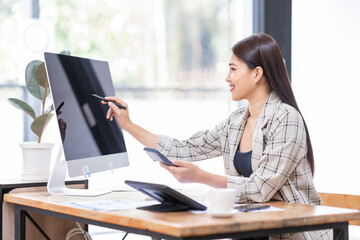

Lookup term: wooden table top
[5,190,360,238]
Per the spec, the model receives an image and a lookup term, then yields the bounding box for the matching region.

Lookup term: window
[0,1,252,185]
[292,0,360,194]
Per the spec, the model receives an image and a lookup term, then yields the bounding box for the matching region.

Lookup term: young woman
[104,33,331,239]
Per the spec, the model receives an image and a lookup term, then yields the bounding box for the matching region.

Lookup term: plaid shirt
[156,92,331,239]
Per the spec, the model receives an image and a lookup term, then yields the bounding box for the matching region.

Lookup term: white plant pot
[19,142,54,181]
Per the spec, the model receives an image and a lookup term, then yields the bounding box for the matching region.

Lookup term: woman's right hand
[103,97,159,148]
[102,97,132,131]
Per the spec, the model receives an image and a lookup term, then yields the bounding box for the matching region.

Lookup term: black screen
[45,52,127,161]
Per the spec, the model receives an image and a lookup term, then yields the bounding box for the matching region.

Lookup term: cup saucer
[207,209,237,218]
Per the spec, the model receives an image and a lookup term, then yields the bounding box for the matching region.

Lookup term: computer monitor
[44,52,129,196]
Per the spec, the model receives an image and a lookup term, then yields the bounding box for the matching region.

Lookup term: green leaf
[59,50,71,55]
[31,113,54,140]
[25,60,43,100]
[34,62,48,89]
[7,98,36,119]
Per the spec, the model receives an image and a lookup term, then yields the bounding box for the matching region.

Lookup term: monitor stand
[47,147,111,197]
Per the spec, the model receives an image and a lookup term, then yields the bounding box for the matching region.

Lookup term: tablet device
[144,147,178,167]
[124,180,207,212]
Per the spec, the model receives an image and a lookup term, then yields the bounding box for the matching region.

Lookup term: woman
[104,33,331,239]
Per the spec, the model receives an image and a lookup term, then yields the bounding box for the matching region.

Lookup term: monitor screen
[44,52,129,178]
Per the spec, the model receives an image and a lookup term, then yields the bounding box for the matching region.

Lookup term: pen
[91,94,127,110]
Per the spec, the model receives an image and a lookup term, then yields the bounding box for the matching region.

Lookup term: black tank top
[233,150,253,177]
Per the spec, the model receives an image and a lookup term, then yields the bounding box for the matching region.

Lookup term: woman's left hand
[160,160,203,183]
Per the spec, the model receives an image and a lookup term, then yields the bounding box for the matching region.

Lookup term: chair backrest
[319,192,360,226]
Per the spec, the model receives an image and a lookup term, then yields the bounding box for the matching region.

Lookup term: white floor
[89,226,232,240]
[90,226,151,240]
[349,226,360,240]
[89,226,360,240]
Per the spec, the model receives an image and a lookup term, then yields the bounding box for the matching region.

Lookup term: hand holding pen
[96,95,132,131]
[91,94,127,109]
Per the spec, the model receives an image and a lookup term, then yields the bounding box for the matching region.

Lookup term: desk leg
[14,205,26,240]
[333,222,349,240]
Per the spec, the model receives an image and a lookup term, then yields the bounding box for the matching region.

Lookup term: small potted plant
[8,50,70,180]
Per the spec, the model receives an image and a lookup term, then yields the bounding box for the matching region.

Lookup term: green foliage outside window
[1,0,233,89]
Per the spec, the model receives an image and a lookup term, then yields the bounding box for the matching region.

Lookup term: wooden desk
[0,178,87,240]
[5,191,360,240]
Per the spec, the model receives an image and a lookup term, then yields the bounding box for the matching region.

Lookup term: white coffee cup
[209,188,236,213]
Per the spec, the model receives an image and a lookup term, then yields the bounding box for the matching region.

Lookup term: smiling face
[226,53,256,101]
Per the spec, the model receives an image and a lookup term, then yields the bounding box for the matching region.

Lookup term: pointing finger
[108,102,120,113]
[106,107,113,119]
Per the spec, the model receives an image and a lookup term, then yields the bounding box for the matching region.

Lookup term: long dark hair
[232,33,315,175]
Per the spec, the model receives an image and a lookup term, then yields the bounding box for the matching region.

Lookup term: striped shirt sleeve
[155,119,228,162]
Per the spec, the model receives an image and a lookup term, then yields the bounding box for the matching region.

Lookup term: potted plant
[8,50,70,180]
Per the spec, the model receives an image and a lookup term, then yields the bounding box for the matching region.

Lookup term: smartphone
[91,93,127,109]
[234,204,270,212]
[144,147,178,167]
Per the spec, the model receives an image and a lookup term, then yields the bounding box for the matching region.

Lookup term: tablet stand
[125,180,207,212]
[137,203,190,212]
[47,147,111,196]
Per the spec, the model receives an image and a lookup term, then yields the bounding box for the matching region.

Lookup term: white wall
[292,0,360,194]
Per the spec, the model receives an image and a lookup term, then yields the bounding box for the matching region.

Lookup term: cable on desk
[66,222,92,240]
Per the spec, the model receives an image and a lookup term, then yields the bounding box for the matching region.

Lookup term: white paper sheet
[64,199,159,212]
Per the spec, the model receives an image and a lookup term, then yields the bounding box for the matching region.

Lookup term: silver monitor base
[47,147,111,197]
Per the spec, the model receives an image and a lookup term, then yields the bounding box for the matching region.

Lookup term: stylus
[91,94,127,110]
